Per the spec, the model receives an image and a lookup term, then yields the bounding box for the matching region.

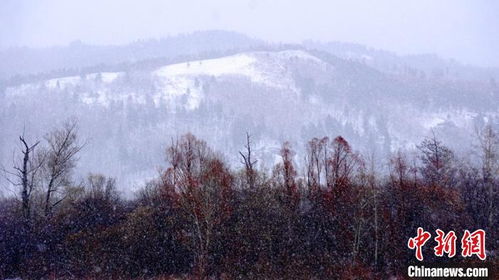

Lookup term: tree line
[0,122,497,279]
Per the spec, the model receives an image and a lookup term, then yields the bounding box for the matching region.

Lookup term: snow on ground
[418,109,478,130]
[153,50,324,95]
[100,72,121,83]
[151,75,202,110]
[45,72,121,90]
[45,76,81,89]
[155,53,257,79]
[5,50,324,110]
[149,50,325,110]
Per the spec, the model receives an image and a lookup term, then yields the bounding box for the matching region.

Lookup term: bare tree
[417,132,455,187]
[476,125,498,229]
[273,141,300,208]
[2,135,43,221]
[305,137,328,191]
[327,136,358,189]
[41,120,83,218]
[86,173,118,201]
[1,121,83,220]
[365,152,380,268]
[239,132,257,189]
[40,120,83,217]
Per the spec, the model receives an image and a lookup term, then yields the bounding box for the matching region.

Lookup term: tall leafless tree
[2,135,43,221]
[327,136,358,189]
[41,120,83,218]
[476,125,498,229]
[239,132,257,189]
[305,137,328,191]
[417,132,455,187]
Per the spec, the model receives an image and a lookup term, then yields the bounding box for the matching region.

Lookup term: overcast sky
[1,0,498,67]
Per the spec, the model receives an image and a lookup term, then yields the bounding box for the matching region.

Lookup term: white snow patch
[101,72,121,83]
[154,50,323,94]
[45,76,81,89]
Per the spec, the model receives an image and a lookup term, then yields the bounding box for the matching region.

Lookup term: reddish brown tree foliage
[161,133,233,278]
[327,136,359,190]
[274,141,300,209]
[1,131,497,279]
[305,137,329,193]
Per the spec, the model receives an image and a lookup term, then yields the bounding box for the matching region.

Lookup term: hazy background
[1,0,498,67]
[1,0,498,195]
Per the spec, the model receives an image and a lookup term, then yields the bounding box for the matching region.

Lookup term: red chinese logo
[434,229,456,258]
[408,228,486,261]
[461,229,486,260]
[408,227,432,261]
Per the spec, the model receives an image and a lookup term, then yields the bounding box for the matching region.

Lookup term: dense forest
[0,121,497,279]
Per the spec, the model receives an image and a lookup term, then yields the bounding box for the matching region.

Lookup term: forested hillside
[2,46,497,194]
[1,124,497,279]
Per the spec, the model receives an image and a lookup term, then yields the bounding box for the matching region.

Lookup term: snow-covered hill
[1,49,498,194]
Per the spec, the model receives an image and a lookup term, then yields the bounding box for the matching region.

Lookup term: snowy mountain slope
[0,30,263,82]
[1,49,498,194]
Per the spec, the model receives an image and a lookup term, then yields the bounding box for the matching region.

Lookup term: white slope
[5,50,326,111]
[152,50,327,109]
[154,50,323,90]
